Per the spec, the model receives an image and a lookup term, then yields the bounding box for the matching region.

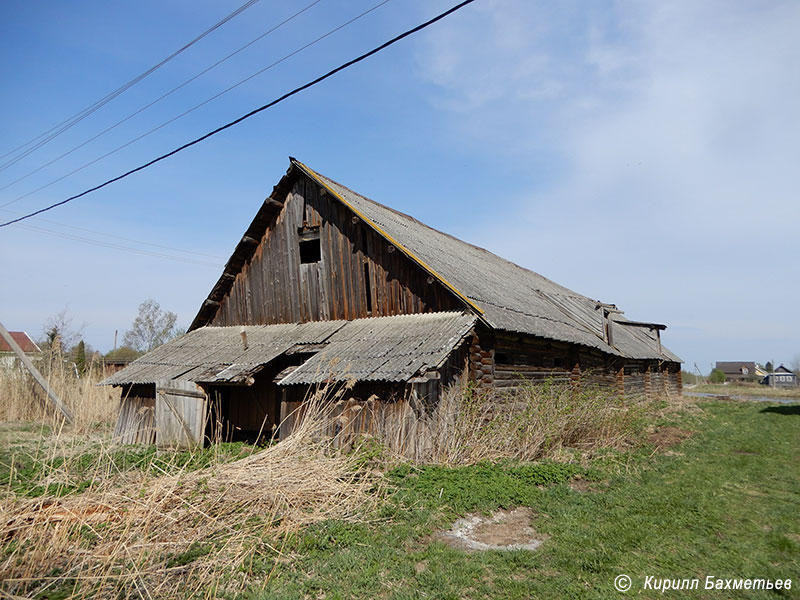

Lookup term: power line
[18,222,224,267]
[0,0,262,172]
[0,0,477,229]
[0,208,225,259]
[0,0,392,209]
[0,0,324,194]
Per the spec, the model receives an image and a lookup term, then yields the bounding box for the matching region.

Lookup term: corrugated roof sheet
[300,162,680,363]
[102,312,476,386]
[278,311,475,385]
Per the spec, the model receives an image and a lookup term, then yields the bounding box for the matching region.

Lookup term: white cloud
[416,0,800,366]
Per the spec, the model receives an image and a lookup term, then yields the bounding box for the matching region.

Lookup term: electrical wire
[0,0,324,193]
[0,0,262,171]
[17,222,223,267]
[0,208,225,259]
[0,0,392,209]
[0,0,478,229]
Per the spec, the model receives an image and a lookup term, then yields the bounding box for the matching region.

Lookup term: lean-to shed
[104,158,681,448]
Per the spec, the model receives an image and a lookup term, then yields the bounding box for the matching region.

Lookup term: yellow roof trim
[294,159,484,316]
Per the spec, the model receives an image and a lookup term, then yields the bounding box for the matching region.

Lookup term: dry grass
[0,363,682,597]
[374,379,669,465]
[0,354,119,432]
[0,391,380,599]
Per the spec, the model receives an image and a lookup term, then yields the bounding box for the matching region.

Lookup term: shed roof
[102,312,476,387]
[0,331,41,354]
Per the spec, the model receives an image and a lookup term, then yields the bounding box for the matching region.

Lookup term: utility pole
[0,320,73,424]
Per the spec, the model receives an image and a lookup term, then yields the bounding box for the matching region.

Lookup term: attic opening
[299,238,321,263]
[298,224,321,264]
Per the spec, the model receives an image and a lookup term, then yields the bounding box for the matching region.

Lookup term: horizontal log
[495,365,569,373]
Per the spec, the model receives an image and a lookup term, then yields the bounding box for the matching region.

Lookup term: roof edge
[291,158,485,318]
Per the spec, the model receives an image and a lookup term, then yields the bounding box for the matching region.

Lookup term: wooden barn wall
[113,384,156,445]
[211,175,462,327]
[408,339,470,412]
[473,332,681,399]
[278,382,400,440]
[205,372,281,443]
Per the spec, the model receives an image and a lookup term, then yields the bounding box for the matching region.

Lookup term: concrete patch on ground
[439,507,548,552]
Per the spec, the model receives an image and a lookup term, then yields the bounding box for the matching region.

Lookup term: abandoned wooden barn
[103,157,681,448]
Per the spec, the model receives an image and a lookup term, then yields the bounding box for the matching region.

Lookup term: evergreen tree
[74,340,86,374]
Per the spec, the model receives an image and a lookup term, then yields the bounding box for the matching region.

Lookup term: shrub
[709,368,726,384]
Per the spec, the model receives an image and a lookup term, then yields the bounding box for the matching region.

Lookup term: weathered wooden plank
[155,380,207,448]
[0,320,73,423]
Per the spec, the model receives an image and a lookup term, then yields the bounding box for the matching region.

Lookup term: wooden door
[155,380,207,448]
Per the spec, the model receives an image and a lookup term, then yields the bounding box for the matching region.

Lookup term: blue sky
[0,0,797,373]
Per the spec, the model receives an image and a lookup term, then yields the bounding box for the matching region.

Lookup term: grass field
[689,382,800,400]
[1,391,798,599]
[253,398,799,599]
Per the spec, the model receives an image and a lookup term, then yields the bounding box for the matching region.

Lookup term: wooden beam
[615,320,667,331]
[0,320,73,424]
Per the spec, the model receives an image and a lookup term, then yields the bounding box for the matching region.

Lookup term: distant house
[102,357,135,376]
[762,365,798,388]
[715,361,764,382]
[0,331,42,369]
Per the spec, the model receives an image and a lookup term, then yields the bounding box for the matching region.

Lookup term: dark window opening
[360,227,373,314]
[363,261,373,314]
[495,352,509,365]
[553,357,563,368]
[299,238,321,263]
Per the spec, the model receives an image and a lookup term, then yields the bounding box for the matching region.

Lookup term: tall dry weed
[0,354,118,431]
[0,388,379,599]
[374,379,661,464]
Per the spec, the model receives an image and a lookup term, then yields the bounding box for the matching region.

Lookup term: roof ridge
[309,166,588,301]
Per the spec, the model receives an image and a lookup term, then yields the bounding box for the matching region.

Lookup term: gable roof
[0,331,41,354]
[715,361,756,374]
[191,158,679,363]
[103,312,476,386]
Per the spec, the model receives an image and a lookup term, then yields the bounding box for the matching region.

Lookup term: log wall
[473,332,681,400]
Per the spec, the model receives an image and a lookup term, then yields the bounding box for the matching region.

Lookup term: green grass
[0,432,255,498]
[691,383,800,399]
[2,400,798,599]
[245,400,800,599]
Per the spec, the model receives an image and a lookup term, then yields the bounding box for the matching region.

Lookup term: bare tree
[791,353,800,375]
[40,308,84,354]
[123,299,178,353]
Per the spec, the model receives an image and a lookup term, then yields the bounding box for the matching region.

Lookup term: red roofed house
[0,331,42,369]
